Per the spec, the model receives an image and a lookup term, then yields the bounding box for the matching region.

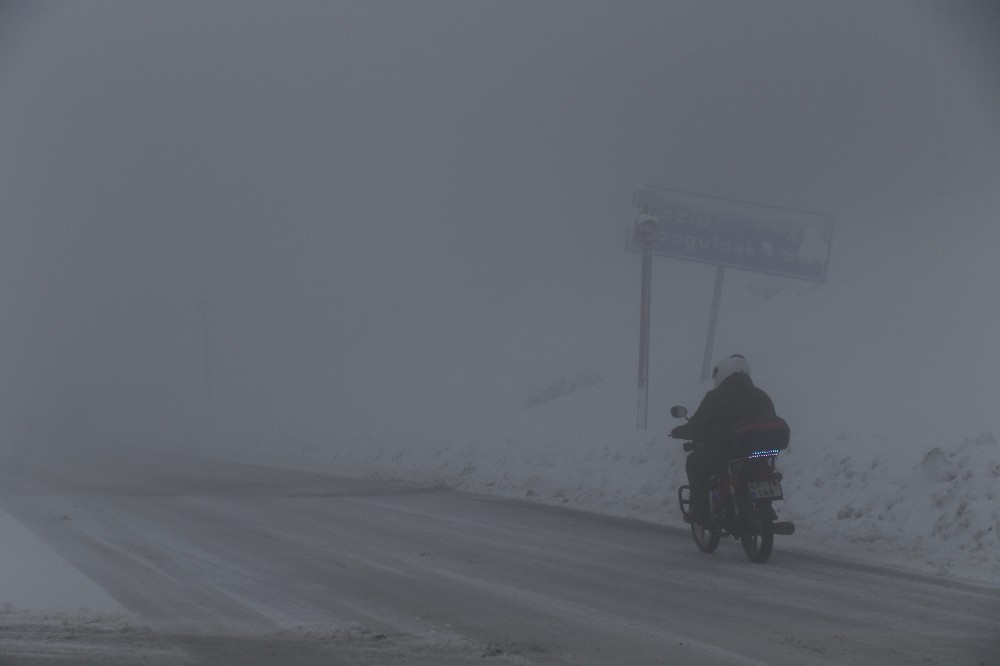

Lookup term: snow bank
[779,430,1000,581]
[0,508,128,614]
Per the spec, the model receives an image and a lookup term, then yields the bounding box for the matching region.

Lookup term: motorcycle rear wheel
[740,503,774,563]
[690,522,721,553]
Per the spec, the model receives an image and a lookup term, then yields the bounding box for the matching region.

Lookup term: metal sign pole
[637,239,653,430]
[700,266,726,383]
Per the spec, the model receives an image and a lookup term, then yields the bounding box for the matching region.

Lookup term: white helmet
[713,354,751,388]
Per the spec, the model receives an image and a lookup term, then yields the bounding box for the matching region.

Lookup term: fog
[1,0,998,461]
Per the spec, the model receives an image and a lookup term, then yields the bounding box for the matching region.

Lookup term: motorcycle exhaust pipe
[772,521,795,536]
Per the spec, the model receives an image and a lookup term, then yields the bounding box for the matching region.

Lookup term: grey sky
[1,1,997,452]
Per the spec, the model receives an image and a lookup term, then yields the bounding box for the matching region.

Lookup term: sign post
[700,266,726,383]
[627,186,833,428]
[635,214,659,430]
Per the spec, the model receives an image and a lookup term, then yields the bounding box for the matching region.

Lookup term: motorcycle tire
[690,522,721,553]
[739,500,774,563]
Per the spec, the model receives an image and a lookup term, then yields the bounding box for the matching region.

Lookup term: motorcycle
[670,406,795,563]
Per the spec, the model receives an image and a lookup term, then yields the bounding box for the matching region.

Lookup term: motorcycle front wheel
[739,501,774,563]
[690,522,721,553]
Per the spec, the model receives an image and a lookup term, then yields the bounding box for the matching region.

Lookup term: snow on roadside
[0,508,130,615]
[0,609,167,664]
[778,430,1000,582]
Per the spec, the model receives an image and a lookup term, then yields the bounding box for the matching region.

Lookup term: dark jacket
[671,373,775,459]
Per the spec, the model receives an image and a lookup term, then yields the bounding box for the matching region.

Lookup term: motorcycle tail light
[748,448,782,459]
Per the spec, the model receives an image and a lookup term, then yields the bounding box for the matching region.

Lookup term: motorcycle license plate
[747,479,783,499]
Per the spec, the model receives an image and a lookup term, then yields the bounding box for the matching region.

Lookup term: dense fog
[1,1,997,462]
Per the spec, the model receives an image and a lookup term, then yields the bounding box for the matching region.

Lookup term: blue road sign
[627,186,834,282]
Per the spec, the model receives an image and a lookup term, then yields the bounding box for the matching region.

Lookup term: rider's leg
[685,449,712,522]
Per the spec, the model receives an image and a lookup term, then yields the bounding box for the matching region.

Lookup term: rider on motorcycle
[669,354,776,525]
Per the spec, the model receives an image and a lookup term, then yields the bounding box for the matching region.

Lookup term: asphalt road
[1,447,998,665]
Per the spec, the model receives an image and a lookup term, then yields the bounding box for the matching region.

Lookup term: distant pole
[637,240,653,430]
[199,301,212,408]
[635,214,659,430]
[196,298,212,454]
[700,266,726,382]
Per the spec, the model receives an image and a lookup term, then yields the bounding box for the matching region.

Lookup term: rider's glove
[669,425,685,439]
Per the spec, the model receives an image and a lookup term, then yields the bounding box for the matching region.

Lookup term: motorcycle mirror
[670,406,688,418]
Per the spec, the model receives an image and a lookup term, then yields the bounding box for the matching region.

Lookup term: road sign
[627,186,834,282]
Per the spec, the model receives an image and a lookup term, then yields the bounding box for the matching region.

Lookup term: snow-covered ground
[2,424,996,625]
[0,506,138,644]
[0,509,124,614]
[7,455,996,665]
